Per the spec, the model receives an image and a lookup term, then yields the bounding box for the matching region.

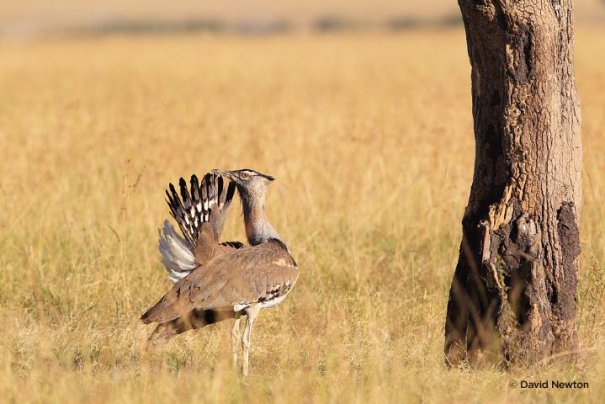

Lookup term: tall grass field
[0,29,604,402]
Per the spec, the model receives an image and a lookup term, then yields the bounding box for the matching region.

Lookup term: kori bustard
[141,169,298,376]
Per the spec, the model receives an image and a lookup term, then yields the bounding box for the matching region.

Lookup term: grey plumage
[214,169,285,246]
[158,220,197,283]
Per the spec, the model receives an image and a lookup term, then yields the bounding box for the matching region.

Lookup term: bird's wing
[160,172,241,282]
[142,239,298,324]
[166,172,236,247]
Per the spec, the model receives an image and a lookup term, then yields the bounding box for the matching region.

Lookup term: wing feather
[159,171,242,282]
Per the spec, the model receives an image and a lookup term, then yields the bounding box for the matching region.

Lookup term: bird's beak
[211,169,235,181]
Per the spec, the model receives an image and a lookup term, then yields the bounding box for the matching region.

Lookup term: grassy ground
[0,29,603,403]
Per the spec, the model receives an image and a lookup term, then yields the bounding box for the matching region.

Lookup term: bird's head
[212,168,275,200]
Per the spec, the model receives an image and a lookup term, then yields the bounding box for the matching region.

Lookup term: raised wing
[142,239,298,331]
[166,172,236,246]
[159,172,242,283]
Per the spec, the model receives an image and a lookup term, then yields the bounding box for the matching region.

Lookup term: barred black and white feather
[159,172,237,283]
[165,173,236,246]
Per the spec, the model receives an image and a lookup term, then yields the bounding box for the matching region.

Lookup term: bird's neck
[242,194,283,246]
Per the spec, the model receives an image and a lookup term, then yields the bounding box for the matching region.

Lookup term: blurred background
[1,1,604,402]
[1,0,604,37]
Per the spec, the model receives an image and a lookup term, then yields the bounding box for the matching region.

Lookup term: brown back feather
[141,239,298,325]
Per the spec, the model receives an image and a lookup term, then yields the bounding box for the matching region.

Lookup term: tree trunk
[444,0,581,367]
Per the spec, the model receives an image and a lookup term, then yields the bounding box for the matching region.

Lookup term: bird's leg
[242,305,260,377]
[231,313,241,368]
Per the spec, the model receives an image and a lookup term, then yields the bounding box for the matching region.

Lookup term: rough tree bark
[444,0,581,367]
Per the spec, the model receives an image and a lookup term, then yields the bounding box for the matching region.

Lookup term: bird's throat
[242,197,282,246]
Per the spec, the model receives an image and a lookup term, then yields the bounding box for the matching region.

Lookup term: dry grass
[0,29,603,403]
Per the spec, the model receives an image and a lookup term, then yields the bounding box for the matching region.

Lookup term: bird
[141,169,299,376]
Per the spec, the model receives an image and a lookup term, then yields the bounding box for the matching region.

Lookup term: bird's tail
[159,173,237,282]
[158,221,198,283]
[146,309,236,343]
[165,173,236,246]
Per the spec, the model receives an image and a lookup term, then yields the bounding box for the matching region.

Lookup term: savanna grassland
[0,28,604,403]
